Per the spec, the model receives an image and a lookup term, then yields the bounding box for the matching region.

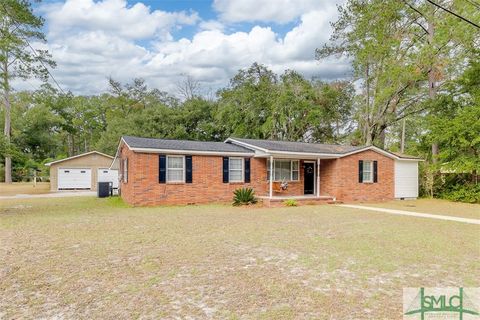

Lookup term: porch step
[259,196,336,207]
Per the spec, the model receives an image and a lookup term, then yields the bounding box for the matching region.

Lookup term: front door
[304,162,315,195]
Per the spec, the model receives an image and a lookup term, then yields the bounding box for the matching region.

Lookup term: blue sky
[125,0,300,38]
[25,0,349,95]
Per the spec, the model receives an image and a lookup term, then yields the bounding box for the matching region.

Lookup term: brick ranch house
[112,136,421,206]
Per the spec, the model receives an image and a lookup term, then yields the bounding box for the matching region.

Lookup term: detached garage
[45,151,118,191]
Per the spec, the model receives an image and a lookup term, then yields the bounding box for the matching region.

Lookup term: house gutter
[127,147,255,157]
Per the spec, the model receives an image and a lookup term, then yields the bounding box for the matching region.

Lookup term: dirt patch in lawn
[0,182,50,196]
[1,197,479,319]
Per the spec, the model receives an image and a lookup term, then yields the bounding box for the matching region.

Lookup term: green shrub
[283,199,298,207]
[440,183,480,204]
[233,187,257,206]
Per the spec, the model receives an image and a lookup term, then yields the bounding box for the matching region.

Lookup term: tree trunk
[378,129,386,149]
[364,63,371,146]
[428,19,439,163]
[365,126,374,146]
[400,118,406,153]
[2,57,12,183]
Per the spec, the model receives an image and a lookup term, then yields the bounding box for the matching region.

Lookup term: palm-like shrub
[233,187,257,206]
[283,199,298,207]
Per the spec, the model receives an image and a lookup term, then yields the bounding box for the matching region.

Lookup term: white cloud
[41,0,199,41]
[198,20,225,32]
[145,7,350,93]
[213,0,343,24]
[13,0,350,95]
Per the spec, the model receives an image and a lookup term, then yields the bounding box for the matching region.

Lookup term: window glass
[292,161,299,170]
[292,170,299,181]
[267,160,301,181]
[363,160,373,182]
[229,158,243,182]
[291,160,299,180]
[230,158,242,170]
[167,156,184,182]
[168,156,183,169]
[277,160,291,180]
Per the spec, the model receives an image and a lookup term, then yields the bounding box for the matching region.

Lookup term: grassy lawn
[1,197,479,319]
[364,198,480,220]
[0,182,50,196]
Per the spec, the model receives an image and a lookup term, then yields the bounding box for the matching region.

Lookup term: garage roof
[45,151,114,166]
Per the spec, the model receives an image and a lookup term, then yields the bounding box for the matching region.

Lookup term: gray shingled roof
[228,138,364,154]
[123,136,421,159]
[123,136,253,153]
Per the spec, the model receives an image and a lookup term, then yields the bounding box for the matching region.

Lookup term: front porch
[258,155,337,203]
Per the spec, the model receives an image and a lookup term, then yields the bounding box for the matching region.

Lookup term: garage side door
[58,168,92,189]
[394,161,418,198]
[98,169,119,188]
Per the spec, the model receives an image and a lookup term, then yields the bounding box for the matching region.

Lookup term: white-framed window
[229,157,244,182]
[292,160,299,181]
[123,158,128,183]
[267,159,300,181]
[167,155,185,182]
[362,160,373,183]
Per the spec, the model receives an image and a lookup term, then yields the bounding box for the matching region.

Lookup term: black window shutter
[373,160,378,183]
[185,155,192,183]
[223,157,229,183]
[159,155,166,183]
[358,160,363,183]
[244,158,251,183]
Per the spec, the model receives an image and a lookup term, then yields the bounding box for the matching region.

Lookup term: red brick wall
[120,143,395,206]
[319,159,338,197]
[319,150,394,201]
[119,142,272,206]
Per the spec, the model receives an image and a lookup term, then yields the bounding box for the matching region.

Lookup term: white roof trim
[339,146,423,161]
[225,138,270,152]
[109,137,129,169]
[128,146,254,157]
[254,151,340,158]
[45,151,114,166]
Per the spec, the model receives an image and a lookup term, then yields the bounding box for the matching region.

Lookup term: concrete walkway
[339,204,480,225]
[0,191,96,200]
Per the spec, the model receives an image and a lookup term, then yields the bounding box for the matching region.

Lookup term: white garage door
[394,161,418,198]
[58,168,92,189]
[98,169,119,188]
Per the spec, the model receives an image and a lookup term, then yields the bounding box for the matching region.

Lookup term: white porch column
[269,156,273,199]
[317,158,321,197]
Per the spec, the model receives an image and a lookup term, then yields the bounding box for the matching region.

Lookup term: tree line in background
[0,68,355,177]
[1,0,479,202]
